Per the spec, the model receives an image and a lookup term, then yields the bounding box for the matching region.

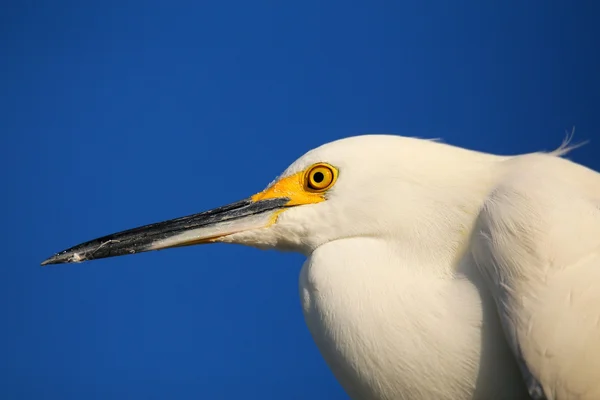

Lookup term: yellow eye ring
[305,163,337,192]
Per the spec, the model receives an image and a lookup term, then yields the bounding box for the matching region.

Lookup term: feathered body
[227,135,600,399]
[46,133,600,400]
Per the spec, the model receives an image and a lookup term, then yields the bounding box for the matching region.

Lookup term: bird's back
[471,152,600,399]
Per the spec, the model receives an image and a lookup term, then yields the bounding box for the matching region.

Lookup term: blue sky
[2,1,599,399]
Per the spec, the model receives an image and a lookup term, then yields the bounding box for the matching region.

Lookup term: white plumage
[225,135,599,399]
[43,134,600,400]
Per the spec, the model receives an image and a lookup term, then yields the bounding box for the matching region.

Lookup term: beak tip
[40,257,56,266]
[40,251,85,266]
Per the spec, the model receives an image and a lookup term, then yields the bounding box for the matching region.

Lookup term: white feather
[221,134,599,399]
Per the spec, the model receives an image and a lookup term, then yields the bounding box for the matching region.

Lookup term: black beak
[41,197,290,266]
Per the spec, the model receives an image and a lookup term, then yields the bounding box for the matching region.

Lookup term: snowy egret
[42,134,600,400]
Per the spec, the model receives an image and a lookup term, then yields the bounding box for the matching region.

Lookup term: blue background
[3,1,599,399]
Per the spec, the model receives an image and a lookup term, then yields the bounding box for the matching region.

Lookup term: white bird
[42,134,600,400]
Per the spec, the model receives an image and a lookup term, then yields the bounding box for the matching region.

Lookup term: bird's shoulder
[474,153,600,277]
[469,152,600,399]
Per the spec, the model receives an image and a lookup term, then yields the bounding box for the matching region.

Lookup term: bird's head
[42,135,494,265]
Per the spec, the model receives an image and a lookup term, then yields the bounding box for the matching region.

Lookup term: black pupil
[313,171,325,183]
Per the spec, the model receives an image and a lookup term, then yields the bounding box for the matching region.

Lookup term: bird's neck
[301,236,526,399]
[391,156,504,275]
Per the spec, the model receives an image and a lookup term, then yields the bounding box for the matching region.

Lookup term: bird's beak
[40,197,290,266]
[40,170,326,266]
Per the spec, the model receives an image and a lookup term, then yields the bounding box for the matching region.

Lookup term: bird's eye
[305,163,337,192]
